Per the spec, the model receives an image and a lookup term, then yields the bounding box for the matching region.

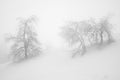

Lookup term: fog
[0,0,120,80]
[0,0,120,48]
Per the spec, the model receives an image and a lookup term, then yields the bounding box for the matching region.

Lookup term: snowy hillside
[0,41,120,80]
[0,0,120,79]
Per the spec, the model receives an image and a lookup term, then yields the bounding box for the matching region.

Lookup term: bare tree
[61,17,114,57]
[82,19,101,46]
[61,22,86,57]
[80,17,114,46]
[98,17,114,45]
[6,16,41,62]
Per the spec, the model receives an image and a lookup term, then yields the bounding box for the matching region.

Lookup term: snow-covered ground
[0,0,120,80]
[0,41,120,80]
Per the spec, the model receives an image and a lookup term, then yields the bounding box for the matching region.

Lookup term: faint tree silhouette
[98,17,114,45]
[6,16,41,62]
[61,22,86,57]
[61,17,114,57]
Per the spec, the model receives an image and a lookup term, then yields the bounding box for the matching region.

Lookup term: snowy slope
[0,42,120,80]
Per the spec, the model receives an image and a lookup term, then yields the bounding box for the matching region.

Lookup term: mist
[0,0,120,80]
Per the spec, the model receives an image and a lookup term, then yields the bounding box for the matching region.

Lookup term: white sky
[0,0,120,79]
[0,0,120,53]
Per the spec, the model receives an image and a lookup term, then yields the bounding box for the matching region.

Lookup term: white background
[0,0,120,80]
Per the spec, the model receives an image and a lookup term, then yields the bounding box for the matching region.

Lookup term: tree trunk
[24,41,28,58]
[106,31,114,44]
[79,37,86,56]
[100,31,103,44]
[24,23,28,58]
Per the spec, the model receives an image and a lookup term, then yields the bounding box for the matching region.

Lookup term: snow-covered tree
[61,17,114,57]
[78,17,114,46]
[6,16,41,62]
[98,17,114,45]
[61,22,86,57]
